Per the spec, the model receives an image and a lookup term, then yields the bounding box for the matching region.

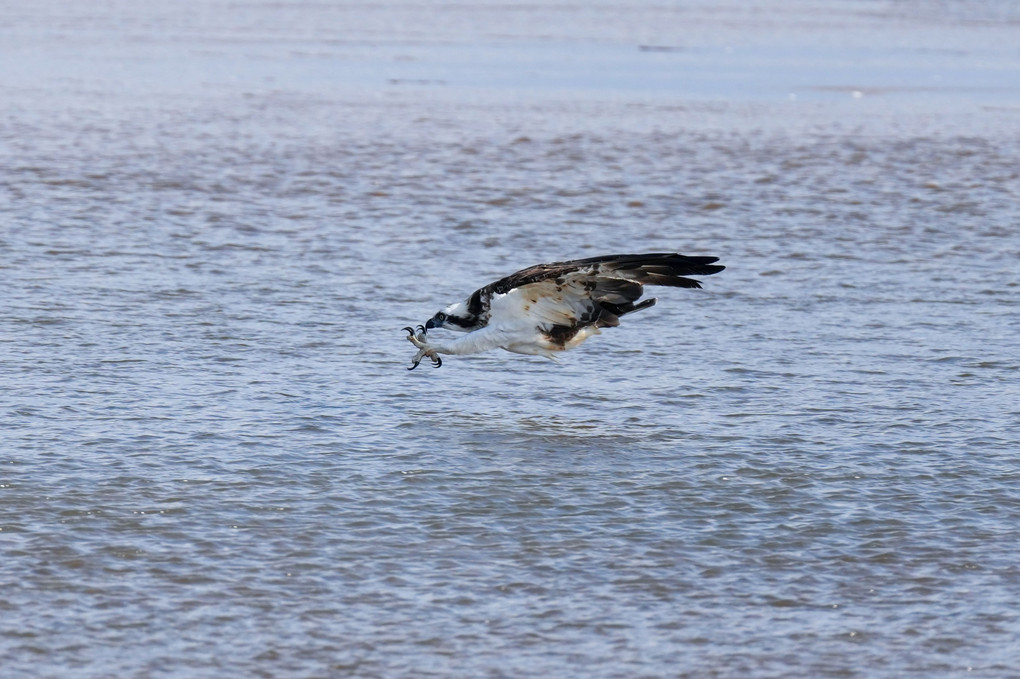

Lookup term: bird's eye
[436,312,446,321]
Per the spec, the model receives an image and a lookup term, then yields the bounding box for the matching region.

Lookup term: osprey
[403,252,724,369]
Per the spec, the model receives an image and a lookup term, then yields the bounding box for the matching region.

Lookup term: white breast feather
[491,279,590,330]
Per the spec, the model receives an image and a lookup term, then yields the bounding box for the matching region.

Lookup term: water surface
[2,1,1019,677]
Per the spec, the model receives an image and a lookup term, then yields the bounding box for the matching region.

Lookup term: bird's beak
[425,319,437,331]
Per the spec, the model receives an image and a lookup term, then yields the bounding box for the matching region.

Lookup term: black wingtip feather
[661,277,703,289]
[596,253,723,276]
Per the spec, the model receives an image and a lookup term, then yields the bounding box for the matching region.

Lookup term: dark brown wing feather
[484,252,724,296]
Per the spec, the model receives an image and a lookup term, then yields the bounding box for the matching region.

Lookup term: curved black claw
[416,324,427,336]
[402,326,416,337]
[408,357,421,371]
[432,355,443,369]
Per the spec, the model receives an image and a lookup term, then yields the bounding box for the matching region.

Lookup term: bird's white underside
[409,279,605,360]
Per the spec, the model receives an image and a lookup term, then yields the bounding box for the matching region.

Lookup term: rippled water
[3,1,1020,677]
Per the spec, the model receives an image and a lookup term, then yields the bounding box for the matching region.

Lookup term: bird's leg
[407,346,442,370]
[403,326,442,370]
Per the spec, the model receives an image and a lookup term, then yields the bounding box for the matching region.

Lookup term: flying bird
[403,252,724,369]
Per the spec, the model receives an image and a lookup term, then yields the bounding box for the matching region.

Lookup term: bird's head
[425,300,477,333]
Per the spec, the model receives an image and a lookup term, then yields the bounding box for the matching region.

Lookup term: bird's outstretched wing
[486,253,724,348]
[484,252,724,296]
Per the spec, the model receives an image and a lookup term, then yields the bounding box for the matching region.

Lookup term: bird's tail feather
[596,298,657,327]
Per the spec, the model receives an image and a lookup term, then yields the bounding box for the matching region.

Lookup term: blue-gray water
[3,2,1020,677]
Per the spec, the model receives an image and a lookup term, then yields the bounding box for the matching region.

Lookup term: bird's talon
[406,342,440,370]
